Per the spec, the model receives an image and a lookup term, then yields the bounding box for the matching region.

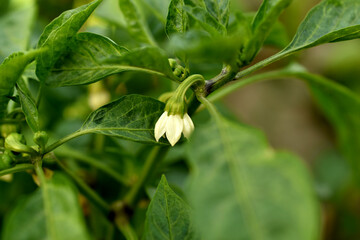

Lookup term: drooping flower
[154,111,194,146]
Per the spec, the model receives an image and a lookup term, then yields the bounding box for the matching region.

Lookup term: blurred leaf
[0,0,36,61]
[184,6,226,35]
[204,0,230,26]
[143,175,196,240]
[187,111,319,239]
[46,32,127,87]
[36,0,103,82]
[242,0,292,62]
[79,94,167,144]
[118,0,156,45]
[142,0,171,23]
[166,0,188,36]
[280,0,360,57]
[264,20,289,48]
[95,0,126,26]
[16,84,39,133]
[0,50,40,118]
[2,173,90,240]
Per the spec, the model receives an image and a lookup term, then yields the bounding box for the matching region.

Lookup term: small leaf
[16,84,39,133]
[143,175,196,240]
[243,0,292,62]
[118,0,156,45]
[79,94,167,144]
[187,107,319,239]
[2,173,90,240]
[204,0,230,26]
[166,0,188,36]
[0,0,36,61]
[280,0,360,57]
[0,50,40,118]
[36,0,103,82]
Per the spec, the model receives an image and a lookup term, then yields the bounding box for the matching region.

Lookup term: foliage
[0,0,359,239]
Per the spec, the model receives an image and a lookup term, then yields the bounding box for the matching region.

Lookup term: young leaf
[36,0,103,82]
[203,0,230,26]
[0,50,40,118]
[2,173,90,240]
[166,0,188,36]
[47,41,176,87]
[0,0,36,61]
[77,95,167,144]
[143,175,196,240]
[187,103,319,240]
[16,84,39,133]
[118,0,157,45]
[243,0,292,62]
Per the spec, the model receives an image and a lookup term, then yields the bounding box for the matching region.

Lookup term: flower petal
[166,114,183,146]
[182,113,194,138]
[154,111,168,142]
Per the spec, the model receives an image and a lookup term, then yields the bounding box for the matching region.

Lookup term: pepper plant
[0,0,360,239]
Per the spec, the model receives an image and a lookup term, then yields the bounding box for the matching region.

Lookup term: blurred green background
[1,0,360,239]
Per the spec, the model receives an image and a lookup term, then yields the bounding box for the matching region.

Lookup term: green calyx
[164,74,205,116]
[33,131,49,154]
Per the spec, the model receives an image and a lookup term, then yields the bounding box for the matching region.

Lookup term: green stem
[44,131,87,154]
[55,158,110,214]
[124,146,162,206]
[0,163,34,177]
[115,216,139,240]
[55,147,130,186]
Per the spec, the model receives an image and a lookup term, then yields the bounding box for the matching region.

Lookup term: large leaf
[187,107,319,239]
[0,0,36,61]
[204,0,230,26]
[48,41,176,87]
[242,0,292,62]
[78,94,167,144]
[16,84,39,133]
[46,32,127,87]
[118,0,156,45]
[0,50,40,118]
[2,173,90,240]
[143,175,196,240]
[36,0,102,82]
[166,0,188,36]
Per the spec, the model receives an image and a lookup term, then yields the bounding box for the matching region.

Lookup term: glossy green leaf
[36,0,103,82]
[184,6,226,35]
[204,0,230,26]
[143,175,196,240]
[0,50,40,118]
[187,106,319,240]
[118,0,156,45]
[78,94,167,144]
[16,84,39,133]
[2,173,90,240]
[166,0,188,36]
[46,32,127,87]
[243,0,292,62]
[0,0,36,61]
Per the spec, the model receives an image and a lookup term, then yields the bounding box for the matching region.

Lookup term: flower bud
[5,133,36,155]
[0,150,16,170]
[33,131,49,152]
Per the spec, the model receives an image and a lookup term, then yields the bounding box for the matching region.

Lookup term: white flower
[154,111,194,146]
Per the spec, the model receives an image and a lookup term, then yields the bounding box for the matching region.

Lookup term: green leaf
[143,175,196,240]
[47,41,176,87]
[78,94,167,144]
[46,32,127,87]
[36,0,103,82]
[166,0,188,36]
[118,0,157,45]
[187,102,319,240]
[16,84,39,133]
[204,0,230,26]
[0,50,40,118]
[243,0,292,62]
[184,6,226,36]
[2,173,90,240]
[283,0,360,53]
[0,0,36,61]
